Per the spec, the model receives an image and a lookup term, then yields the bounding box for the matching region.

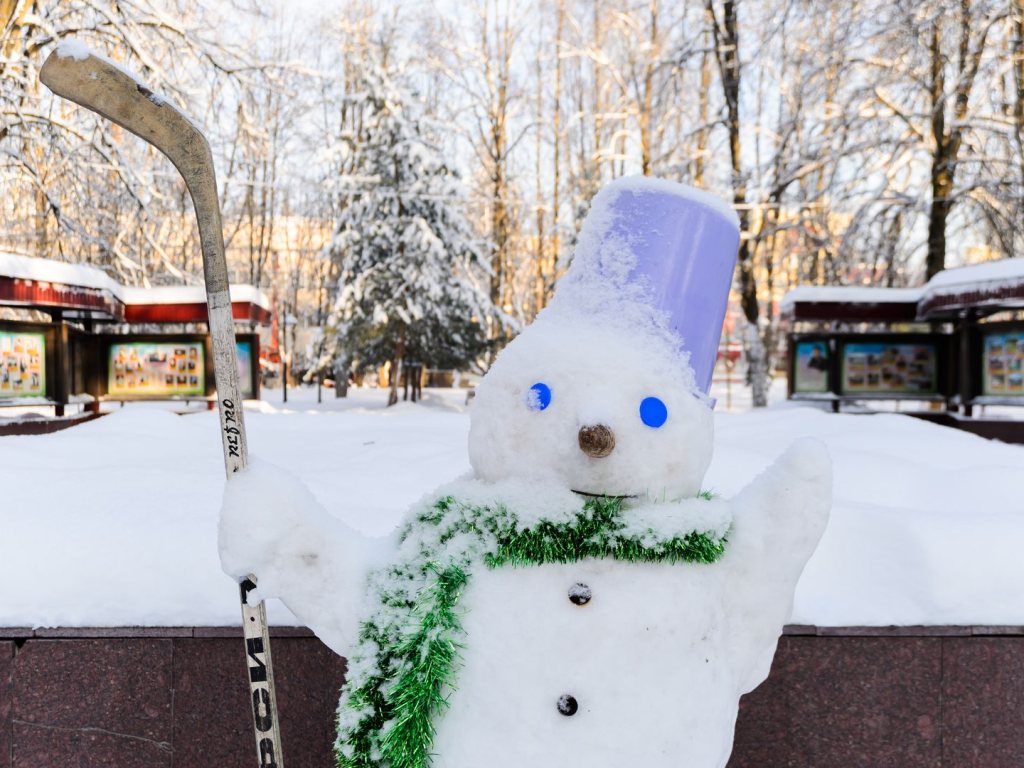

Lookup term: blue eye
[528,382,552,411]
[639,397,668,428]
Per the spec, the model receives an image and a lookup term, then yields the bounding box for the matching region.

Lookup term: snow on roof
[0,252,269,310]
[0,251,123,296]
[922,258,1024,297]
[779,285,923,313]
[121,284,271,311]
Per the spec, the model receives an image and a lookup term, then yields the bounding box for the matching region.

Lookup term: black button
[557,694,578,716]
[568,583,592,606]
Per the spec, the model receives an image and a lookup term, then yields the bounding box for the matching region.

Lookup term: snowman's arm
[218,457,394,656]
[722,438,832,691]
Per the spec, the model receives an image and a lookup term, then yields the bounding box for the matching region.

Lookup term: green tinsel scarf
[335,491,727,768]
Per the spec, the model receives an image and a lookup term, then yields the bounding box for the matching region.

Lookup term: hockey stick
[40,44,284,767]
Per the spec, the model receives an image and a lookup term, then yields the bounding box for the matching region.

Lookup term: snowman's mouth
[572,489,636,500]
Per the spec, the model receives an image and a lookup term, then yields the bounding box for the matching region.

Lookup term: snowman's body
[433,561,739,768]
[427,435,827,768]
[218,177,832,768]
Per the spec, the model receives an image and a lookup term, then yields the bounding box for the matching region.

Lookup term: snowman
[219,177,831,768]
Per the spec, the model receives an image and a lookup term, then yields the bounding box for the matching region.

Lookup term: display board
[0,330,45,397]
[982,331,1024,397]
[792,340,830,393]
[841,341,938,395]
[108,341,205,396]
[237,340,255,398]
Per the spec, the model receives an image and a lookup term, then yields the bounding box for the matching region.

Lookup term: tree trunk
[1012,0,1024,243]
[707,0,764,406]
[334,356,348,398]
[743,322,769,408]
[639,0,658,177]
[388,322,406,407]
[926,23,950,280]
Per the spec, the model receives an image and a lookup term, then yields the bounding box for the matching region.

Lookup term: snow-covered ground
[1,382,1022,629]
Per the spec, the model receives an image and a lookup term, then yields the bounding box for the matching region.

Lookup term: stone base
[0,626,1021,766]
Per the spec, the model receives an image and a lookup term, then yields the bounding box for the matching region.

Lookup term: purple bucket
[604,181,740,397]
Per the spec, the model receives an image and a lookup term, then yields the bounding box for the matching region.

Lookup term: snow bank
[0,389,1022,628]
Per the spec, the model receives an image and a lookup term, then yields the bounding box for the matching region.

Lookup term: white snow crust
[121,283,271,310]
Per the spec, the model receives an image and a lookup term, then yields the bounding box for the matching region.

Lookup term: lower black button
[568,583,592,606]
[557,694,578,716]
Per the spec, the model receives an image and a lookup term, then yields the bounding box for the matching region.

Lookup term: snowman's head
[468,178,739,501]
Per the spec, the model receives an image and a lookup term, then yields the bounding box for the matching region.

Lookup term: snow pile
[711,407,1024,626]
[0,391,1022,629]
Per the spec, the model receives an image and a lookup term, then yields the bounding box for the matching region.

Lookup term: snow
[0,252,269,309]
[219,456,396,652]
[0,251,123,295]
[779,285,923,313]
[924,257,1024,294]
[54,39,92,61]
[121,283,271,310]
[779,259,1024,317]
[919,258,1024,310]
[1,386,1021,630]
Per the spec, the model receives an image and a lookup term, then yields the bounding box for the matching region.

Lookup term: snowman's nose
[579,424,615,458]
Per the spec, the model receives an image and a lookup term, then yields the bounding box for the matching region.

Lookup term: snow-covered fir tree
[325,36,498,405]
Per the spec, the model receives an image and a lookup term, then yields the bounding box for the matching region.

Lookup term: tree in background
[0,0,259,283]
[324,31,499,405]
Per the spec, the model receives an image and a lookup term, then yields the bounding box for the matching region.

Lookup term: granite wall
[0,625,1020,766]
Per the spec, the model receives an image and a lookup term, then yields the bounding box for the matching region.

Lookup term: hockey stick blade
[40,48,232,337]
[41,45,285,768]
